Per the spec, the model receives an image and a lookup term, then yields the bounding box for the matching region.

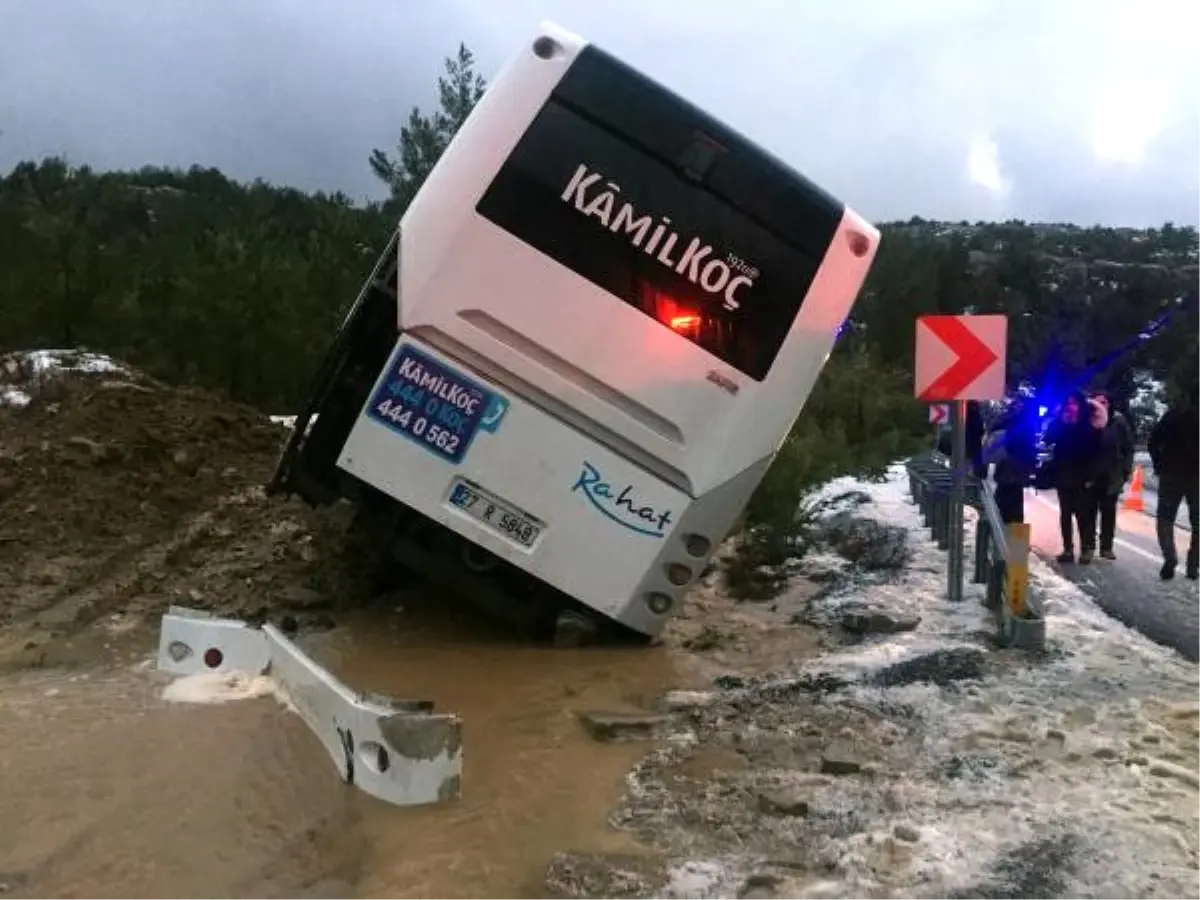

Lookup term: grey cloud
[1,0,1196,225]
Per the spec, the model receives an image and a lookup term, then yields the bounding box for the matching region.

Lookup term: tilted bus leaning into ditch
[270,22,882,644]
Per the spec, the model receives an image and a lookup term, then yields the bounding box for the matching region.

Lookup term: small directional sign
[915,315,1007,402]
[929,404,949,426]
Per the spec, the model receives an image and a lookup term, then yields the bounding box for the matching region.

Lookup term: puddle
[0,600,690,898]
[0,669,360,898]
[303,606,688,898]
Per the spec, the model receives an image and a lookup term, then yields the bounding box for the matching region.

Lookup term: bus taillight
[669,314,702,333]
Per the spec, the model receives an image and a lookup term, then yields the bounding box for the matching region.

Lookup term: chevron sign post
[914,315,1007,603]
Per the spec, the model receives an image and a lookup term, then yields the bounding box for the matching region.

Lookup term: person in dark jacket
[934,402,986,479]
[1044,389,1103,563]
[1148,386,1199,580]
[966,400,987,479]
[987,397,1039,523]
[1087,390,1134,560]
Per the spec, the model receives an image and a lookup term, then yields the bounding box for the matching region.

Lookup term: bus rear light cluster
[666,563,692,586]
[645,592,674,615]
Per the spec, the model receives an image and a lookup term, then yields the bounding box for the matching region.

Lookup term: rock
[893,822,921,843]
[308,613,337,632]
[577,710,672,743]
[753,671,850,703]
[1147,758,1200,788]
[738,873,783,898]
[275,585,327,609]
[1092,745,1121,760]
[870,647,986,688]
[756,789,810,817]
[66,435,109,463]
[545,851,663,898]
[663,690,716,711]
[0,475,16,501]
[714,675,746,690]
[841,607,921,635]
[821,512,911,570]
[554,609,602,648]
[820,741,863,775]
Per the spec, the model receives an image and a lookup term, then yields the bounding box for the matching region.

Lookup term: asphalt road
[1141,484,1195,531]
[1025,487,1199,662]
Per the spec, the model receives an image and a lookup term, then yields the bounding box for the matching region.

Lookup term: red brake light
[670,314,702,331]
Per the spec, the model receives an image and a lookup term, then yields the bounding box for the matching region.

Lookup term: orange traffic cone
[1123,464,1145,512]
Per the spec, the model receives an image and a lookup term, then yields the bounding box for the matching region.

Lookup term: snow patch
[161,671,277,704]
[0,349,133,408]
[673,464,1200,898]
[1,387,31,408]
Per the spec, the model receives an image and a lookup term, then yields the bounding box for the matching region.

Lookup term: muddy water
[304,608,685,898]
[0,604,687,899]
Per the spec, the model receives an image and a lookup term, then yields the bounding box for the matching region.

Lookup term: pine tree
[368,44,487,216]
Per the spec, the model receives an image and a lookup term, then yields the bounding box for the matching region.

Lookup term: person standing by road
[1044,390,1102,563]
[966,400,987,480]
[1087,390,1134,560]
[940,401,987,476]
[1148,386,1199,580]
[988,396,1039,524]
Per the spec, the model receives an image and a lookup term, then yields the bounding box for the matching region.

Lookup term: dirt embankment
[0,370,372,671]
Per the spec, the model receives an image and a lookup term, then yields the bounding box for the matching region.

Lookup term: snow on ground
[621,465,1199,899]
[0,349,132,407]
[160,670,277,705]
[1,386,31,409]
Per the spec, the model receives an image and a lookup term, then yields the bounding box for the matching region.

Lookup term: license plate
[447,481,542,548]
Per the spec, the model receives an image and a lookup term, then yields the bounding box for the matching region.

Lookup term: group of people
[1041,389,1135,565]
[951,385,1198,580]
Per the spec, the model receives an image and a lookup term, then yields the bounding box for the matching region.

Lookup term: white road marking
[1030,492,1162,564]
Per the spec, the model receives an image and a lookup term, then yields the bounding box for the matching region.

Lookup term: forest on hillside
[2,44,1196,587]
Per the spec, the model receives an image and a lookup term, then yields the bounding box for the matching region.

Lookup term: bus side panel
[335,335,690,623]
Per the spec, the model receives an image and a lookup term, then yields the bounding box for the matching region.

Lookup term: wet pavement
[1025,488,1199,662]
[1140,484,1196,532]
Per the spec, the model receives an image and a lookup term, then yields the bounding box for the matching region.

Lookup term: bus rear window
[476,100,828,381]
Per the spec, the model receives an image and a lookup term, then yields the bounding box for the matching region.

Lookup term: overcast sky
[1,0,1196,226]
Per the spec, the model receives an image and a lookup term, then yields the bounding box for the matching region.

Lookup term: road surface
[1025,487,1198,662]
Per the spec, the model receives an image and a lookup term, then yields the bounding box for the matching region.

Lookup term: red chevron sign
[914,315,1006,402]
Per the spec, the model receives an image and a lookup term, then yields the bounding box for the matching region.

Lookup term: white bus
[271,23,880,643]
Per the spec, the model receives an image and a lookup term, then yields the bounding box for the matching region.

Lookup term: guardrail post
[985,557,1004,611]
[999,522,1045,651]
[903,453,1047,651]
[973,516,989,584]
[935,498,950,550]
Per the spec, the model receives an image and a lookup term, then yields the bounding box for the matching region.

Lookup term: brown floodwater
[0,602,689,898]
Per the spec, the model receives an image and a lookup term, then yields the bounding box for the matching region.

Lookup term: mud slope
[0,370,372,670]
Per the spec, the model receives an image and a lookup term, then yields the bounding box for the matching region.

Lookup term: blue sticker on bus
[366,344,504,465]
[479,395,509,433]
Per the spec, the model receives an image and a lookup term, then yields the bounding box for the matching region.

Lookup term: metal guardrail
[905,451,1046,651]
